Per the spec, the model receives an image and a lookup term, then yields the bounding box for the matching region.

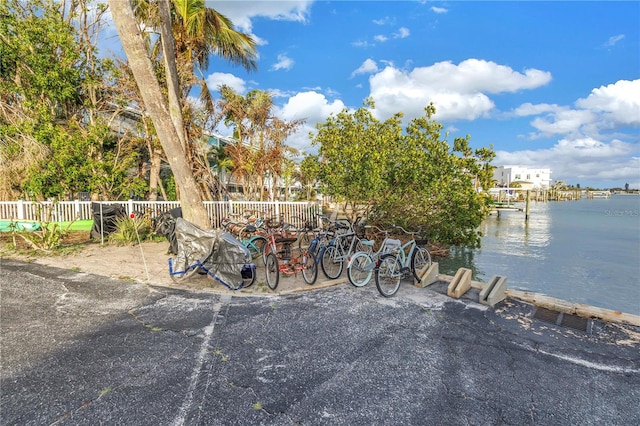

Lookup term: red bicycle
[262,219,318,289]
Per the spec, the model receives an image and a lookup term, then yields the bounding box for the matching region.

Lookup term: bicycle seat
[244,225,257,233]
[275,237,298,244]
[361,240,375,247]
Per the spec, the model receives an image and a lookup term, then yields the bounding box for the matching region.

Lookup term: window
[515,174,521,180]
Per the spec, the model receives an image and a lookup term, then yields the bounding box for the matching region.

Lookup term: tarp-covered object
[172,218,252,288]
[90,203,126,240]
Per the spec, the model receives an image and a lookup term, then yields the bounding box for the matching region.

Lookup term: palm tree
[215,86,305,201]
[129,0,258,200]
[108,0,210,227]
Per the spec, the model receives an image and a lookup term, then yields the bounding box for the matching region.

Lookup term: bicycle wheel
[347,252,374,287]
[264,252,280,290]
[296,230,313,250]
[241,265,257,288]
[301,249,318,285]
[262,240,275,265]
[321,245,343,279]
[410,246,432,281]
[375,254,402,297]
[247,236,267,260]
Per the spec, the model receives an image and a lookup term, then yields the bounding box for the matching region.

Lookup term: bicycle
[346,226,400,287]
[263,234,318,290]
[320,216,366,280]
[222,213,267,260]
[168,218,257,290]
[374,225,432,297]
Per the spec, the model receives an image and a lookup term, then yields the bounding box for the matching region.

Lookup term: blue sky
[199,1,640,189]
[104,1,639,189]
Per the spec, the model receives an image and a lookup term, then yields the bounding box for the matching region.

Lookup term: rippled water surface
[439,195,640,315]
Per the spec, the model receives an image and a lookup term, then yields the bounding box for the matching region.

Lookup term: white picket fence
[0,200,322,228]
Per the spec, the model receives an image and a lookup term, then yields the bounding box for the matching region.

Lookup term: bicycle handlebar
[392,225,422,236]
[364,225,390,234]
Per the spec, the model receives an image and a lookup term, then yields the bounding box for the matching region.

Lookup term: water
[439,195,640,315]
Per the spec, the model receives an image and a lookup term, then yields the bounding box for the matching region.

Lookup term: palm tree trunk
[157,0,187,153]
[108,0,209,228]
[148,151,162,201]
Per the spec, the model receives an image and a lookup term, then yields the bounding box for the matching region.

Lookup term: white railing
[0,200,322,228]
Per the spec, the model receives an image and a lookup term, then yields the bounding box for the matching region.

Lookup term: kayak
[0,220,42,232]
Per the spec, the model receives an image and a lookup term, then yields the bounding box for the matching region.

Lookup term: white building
[492,166,552,189]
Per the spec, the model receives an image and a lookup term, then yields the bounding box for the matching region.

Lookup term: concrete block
[414,262,439,288]
[447,268,472,298]
[479,275,508,307]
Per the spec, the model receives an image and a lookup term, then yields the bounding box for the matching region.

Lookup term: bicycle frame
[264,238,318,289]
[346,227,401,287]
[326,230,363,263]
[347,228,399,269]
[393,239,419,271]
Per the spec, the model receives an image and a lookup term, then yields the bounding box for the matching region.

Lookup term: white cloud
[267,88,295,98]
[529,109,596,137]
[280,91,346,123]
[368,59,551,121]
[604,34,625,47]
[352,40,375,48]
[271,54,295,71]
[373,16,395,26]
[431,7,448,14]
[374,34,388,43]
[278,91,347,152]
[393,27,410,39]
[513,103,563,117]
[514,80,640,142]
[575,79,640,126]
[351,59,379,77]
[206,72,247,94]
[495,137,639,186]
[205,1,312,43]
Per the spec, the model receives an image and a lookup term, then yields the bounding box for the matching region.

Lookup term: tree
[215,86,304,201]
[131,0,258,201]
[108,0,209,227]
[300,154,321,200]
[0,0,140,201]
[311,98,401,217]
[311,101,494,247]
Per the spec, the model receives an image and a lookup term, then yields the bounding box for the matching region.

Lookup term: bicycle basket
[382,238,402,253]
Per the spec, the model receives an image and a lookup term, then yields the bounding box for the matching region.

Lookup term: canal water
[438,194,640,315]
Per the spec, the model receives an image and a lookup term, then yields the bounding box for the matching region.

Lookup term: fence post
[17,200,25,220]
[127,199,134,217]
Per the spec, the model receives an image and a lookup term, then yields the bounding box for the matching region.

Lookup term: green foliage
[0,0,82,119]
[7,204,74,252]
[310,101,494,247]
[108,216,152,246]
[1,0,148,201]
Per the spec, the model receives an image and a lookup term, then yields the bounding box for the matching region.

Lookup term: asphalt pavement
[1,257,639,425]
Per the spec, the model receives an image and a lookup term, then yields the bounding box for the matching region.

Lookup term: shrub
[108,215,152,246]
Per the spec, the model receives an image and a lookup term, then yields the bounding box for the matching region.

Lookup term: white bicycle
[346,226,400,287]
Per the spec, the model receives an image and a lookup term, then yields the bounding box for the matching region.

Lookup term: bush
[108,215,152,246]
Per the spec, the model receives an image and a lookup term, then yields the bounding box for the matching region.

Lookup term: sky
[108,1,640,189]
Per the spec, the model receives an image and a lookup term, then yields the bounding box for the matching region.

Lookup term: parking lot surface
[1,258,639,425]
